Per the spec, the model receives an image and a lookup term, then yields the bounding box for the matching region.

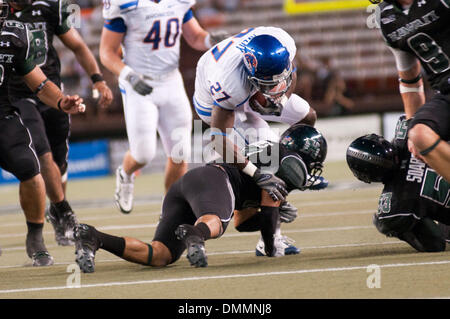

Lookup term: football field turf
[0,162,449,299]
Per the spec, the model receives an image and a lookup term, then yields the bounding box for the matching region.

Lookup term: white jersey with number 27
[194,26,297,112]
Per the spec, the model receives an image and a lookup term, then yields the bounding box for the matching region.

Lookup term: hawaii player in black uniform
[347,115,449,252]
[7,0,113,246]
[0,0,85,265]
[371,0,450,182]
[72,124,327,273]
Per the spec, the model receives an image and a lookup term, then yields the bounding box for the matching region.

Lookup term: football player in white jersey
[193,26,325,256]
[100,0,228,213]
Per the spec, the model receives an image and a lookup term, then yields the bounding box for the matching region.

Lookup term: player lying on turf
[346,115,449,252]
[73,124,327,272]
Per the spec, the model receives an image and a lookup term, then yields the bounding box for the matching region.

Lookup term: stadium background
[2,1,450,301]
[0,0,414,182]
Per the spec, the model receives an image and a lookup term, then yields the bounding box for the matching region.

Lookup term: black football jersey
[7,0,71,99]
[0,20,35,111]
[376,119,450,228]
[379,0,450,90]
[209,163,262,211]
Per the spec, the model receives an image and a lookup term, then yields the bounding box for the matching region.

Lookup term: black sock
[259,206,279,256]
[95,230,126,257]
[194,222,211,241]
[26,222,46,257]
[53,199,72,216]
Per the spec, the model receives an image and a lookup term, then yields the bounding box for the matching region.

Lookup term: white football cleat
[255,234,300,257]
[114,166,135,214]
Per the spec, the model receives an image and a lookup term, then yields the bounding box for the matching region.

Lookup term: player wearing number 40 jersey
[100,0,229,214]
[371,0,450,182]
[347,115,449,252]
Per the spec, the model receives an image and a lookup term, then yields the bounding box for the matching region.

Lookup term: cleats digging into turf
[175,224,208,268]
[74,224,99,273]
[31,251,54,267]
[256,235,300,257]
[115,166,134,214]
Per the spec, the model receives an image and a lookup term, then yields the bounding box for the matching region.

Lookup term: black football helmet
[346,134,399,184]
[0,1,8,28]
[279,124,327,187]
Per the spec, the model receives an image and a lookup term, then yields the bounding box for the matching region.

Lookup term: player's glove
[119,66,153,96]
[207,30,230,47]
[279,201,298,223]
[252,168,288,202]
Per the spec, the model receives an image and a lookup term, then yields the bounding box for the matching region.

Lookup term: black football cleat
[46,203,78,246]
[74,224,99,273]
[175,224,208,268]
[31,251,54,267]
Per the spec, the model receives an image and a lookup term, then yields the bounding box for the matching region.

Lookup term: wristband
[34,78,49,94]
[419,138,441,156]
[399,84,424,94]
[399,74,422,84]
[242,161,258,177]
[91,73,104,84]
[57,98,63,111]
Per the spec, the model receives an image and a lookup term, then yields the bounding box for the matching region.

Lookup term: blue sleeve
[104,18,127,33]
[183,9,194,24]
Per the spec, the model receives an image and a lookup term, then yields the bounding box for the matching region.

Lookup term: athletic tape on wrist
[242,161,258,177]
[399,84,424,94]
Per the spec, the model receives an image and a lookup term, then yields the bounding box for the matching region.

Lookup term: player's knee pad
[130,138,157,165]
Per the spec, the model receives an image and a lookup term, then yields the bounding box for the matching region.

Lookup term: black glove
[253,168,288,201]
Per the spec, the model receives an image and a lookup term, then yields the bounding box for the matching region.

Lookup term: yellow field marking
[284,0,368,14]
[1,260,449,295]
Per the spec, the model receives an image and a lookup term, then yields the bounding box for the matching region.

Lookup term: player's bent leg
[408,124,450,182]
[164,158,188,193]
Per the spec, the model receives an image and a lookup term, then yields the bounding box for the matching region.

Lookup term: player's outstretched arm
[59,28,113,108]
[23,66,85,114]
[99,27,152,96]
[210,107,287,201]
[182,17,229,51]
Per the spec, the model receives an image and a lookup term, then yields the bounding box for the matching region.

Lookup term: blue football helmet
[243,34,293,103]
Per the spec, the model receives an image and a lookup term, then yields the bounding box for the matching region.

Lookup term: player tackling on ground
[73,124,327,272]
[193,26,326,256]
[347,115,449,251]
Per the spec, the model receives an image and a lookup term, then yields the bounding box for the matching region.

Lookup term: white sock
[120,167,134,183]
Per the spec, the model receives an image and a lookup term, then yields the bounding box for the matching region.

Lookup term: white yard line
[0,260,448,295]
[0,240,402,269]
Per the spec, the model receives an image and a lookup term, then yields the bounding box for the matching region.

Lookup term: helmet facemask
[248,67,293,116]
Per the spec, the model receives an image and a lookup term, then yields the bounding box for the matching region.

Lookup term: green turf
[0,162,449,299]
